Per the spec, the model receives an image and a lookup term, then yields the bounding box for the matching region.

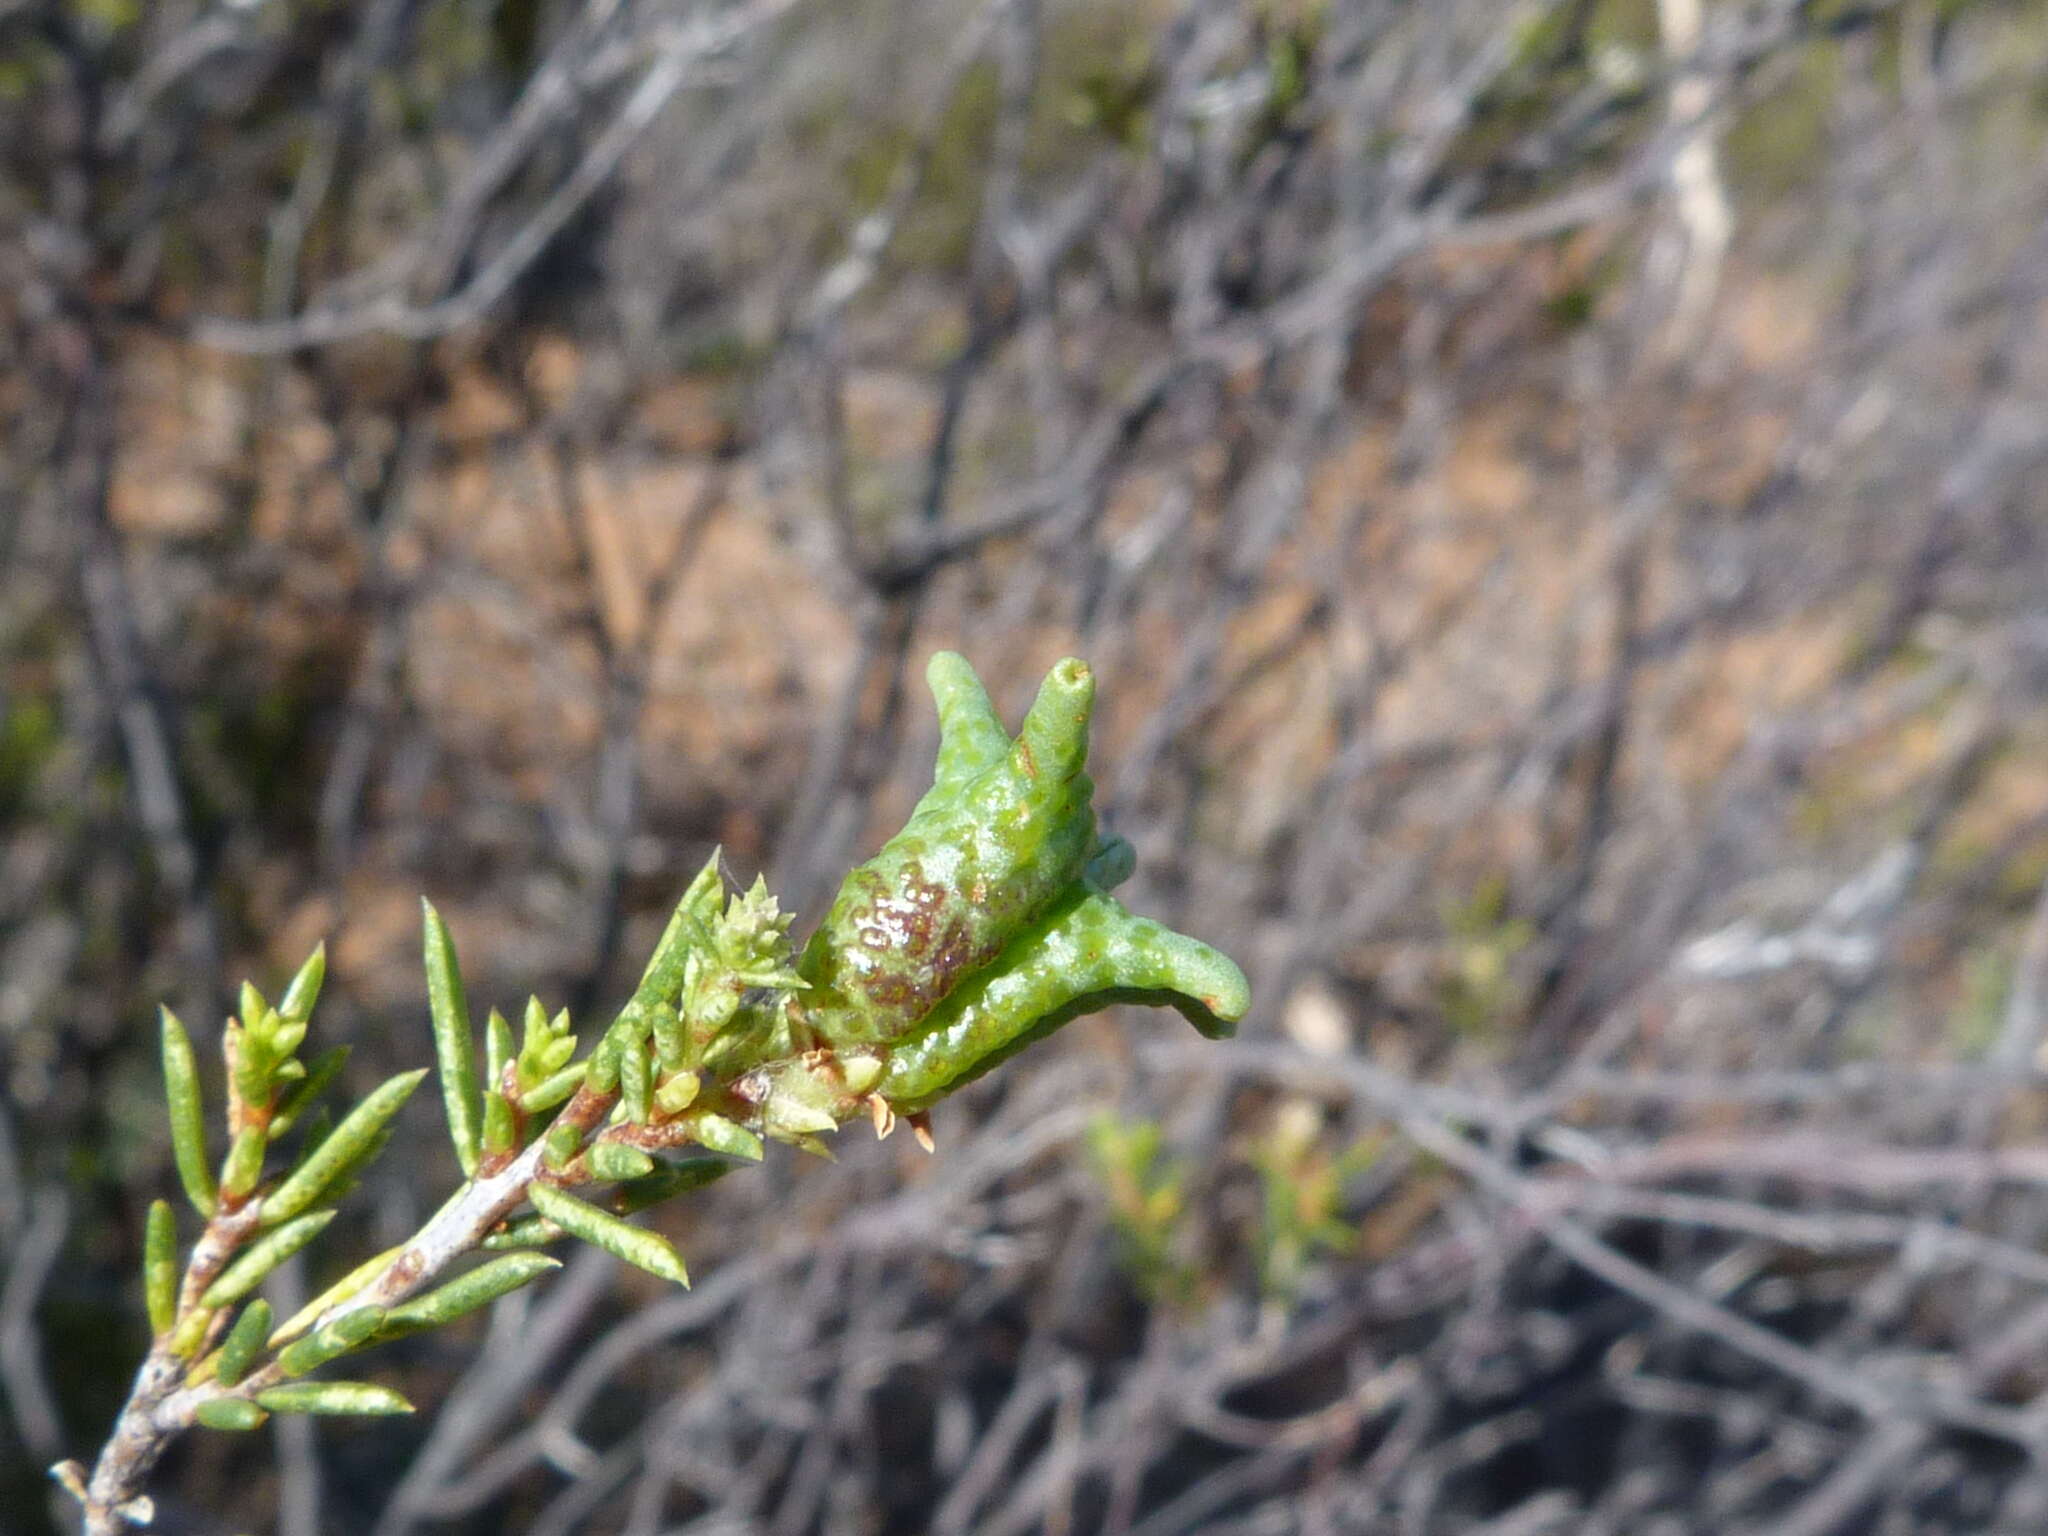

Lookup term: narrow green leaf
[269,1244,403,1348]
[649,1001,685,1071]
[482,1215,563,1250]
[614,1157,733,1214]
[653,1070,699,1116]
[382,1253,561,1334]
[485,1008,514,1089]
[269,1046,348,1143]
[196,1398,269,1432]
[263,1069,428,1226]
[216,1299,273,1388]
[519,1065,583,1114]
[239,982,269,1037]
[527,1182,689,1286]
[620,1035,651,1124]
[597,861,718,1063]
[422,900,481,1178]
[200,1211,336,1309]
[255,1381,413,1417]
[160,1008,216,1217]
[220,1125,268,1203]
[588,1141,654,1182]
[583,1037,622,1095]
[168,1305,216,1358]
[228,1021,272,1116]
[542,1121,582,1170]
[144,1200,178,1337]
[277,1306,386,1377]
[691,1114,763,1162]
[278,943,327,1022]
[482,1090,517,1157]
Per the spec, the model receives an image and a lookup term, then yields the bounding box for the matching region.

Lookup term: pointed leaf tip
[279,943,327,1023]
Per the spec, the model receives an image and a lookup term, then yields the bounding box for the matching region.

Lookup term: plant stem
[75,1084,616,1533]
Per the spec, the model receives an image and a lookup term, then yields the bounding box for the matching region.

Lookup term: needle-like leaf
[269,1046,348,1143]
[215,1299,272,1388]
[254,1381,413,1417]
[527,1182,689,1287]
[382,1253,561,1334]
[143,1200,178,1337]
[277,942,327,1023]
[422,900,481,1178]
[276,1306,386,1377]
[263,1069,428,1226]
[160,1008,216,1217]
[199,1211,337,1309]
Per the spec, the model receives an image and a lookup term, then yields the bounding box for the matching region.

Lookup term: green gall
[798,655,1098,1046]
[879,888,1248,1113]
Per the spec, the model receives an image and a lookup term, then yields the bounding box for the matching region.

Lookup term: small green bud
[219,1125,268,1203]
[196,1398,269,1432]
[588,1141,655,1182]
[653,1070,700,1115]
[543,1121,582,1170]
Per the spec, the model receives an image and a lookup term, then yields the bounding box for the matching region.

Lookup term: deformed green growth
[799,655,1102,1046]
[795,653,1247,1109]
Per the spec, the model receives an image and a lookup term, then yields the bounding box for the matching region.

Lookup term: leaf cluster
[63,654,1249,1525]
